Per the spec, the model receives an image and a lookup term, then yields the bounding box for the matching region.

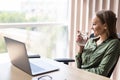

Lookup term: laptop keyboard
[29,59,59,75]
[30,63,45,73]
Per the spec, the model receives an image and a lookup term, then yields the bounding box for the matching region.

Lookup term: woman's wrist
[78,46,84,54]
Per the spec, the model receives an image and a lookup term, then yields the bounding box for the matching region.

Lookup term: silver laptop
[4,37,59,76]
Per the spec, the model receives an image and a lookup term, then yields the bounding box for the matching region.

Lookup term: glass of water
[76,31,88,46]
[38,75,52,80]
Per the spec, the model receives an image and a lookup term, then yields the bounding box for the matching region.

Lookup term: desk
[0,54,111,80]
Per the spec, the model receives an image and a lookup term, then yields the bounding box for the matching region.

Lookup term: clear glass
[38,75,52,80]
[76,32,88,46]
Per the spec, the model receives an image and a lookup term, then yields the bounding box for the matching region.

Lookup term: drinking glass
[76,31,88,46]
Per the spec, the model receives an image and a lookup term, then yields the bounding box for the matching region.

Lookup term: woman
[76,10,120,77]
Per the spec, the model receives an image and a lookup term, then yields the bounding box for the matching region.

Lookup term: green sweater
[76,37,120,77]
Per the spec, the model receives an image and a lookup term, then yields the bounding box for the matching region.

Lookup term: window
[0,0,70,59]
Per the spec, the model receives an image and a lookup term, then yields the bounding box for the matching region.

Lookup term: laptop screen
[4,37,32,75]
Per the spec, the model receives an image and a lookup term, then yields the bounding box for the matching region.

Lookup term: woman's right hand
[76,31,84,54]
[76,31,83,44]
[76,31,88,46]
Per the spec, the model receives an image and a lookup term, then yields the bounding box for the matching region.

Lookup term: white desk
[0,54,111,80]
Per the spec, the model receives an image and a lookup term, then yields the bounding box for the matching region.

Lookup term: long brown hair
[96,10,118,39]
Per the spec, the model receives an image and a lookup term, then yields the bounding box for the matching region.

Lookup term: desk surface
[0,54,111,80]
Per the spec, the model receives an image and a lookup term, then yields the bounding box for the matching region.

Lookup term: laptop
[4,37,59,76]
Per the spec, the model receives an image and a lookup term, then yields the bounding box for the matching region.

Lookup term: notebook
[4,37,59,76]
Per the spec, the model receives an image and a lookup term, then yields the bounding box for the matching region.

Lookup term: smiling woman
[76,10,120,77]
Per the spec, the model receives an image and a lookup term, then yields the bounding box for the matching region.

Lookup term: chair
[110,57,120,80]
[28,54,40,58]
[54,58,75,65]
[107,56,120,77]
